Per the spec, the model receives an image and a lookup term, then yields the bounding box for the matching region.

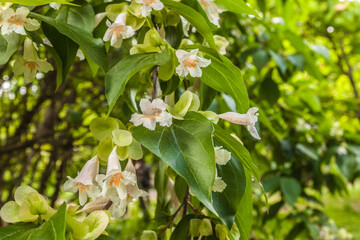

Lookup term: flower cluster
[64,147,146,218]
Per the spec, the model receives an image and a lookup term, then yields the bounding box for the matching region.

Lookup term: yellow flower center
[182,58,199,68]
[139,112,161,120]
[109,172,124,187]
[23,61,39,73]
[143,0,156,6]
[200,0,210,8]
[75,183,90,193]
[8,15,26,26]
[110,25,125,38]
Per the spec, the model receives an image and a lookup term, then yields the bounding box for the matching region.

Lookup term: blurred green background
[1,0,360,239]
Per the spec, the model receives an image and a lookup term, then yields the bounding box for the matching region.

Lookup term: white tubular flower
[130,98,173,130]
[13,38,54,83]
[218,107,261,140]
[49,2,61,10]
[1,7,40,35]
[103,13,135,48]
[64,156,100,206]
[212,176,227,192]
[198,0,221,27]
[175,49,211,78]
[135,0,164,17]
[180,16,190,37]
[215,146,231,165]
[98,147,137,202]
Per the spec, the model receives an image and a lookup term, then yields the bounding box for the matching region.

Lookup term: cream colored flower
[130,98,173,130]
[215,146,231,165]
[175,49,211,78]
[212,175,227,192]
[1,7,40,35]
[218,107,261,140]
[97,147,137,202]
[198,0,221,27]
[103,13,135,48]
[64,156,100,206]
[13,38,53,83]
[135,0,164,17]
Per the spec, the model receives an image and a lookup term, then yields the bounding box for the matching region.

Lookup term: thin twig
[159,201,185,236]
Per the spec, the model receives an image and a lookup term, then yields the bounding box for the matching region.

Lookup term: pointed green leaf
[29,12,108,71]
[131,112,216,208]
[0,222,37,240]
[105,47,171,114]
[0,33,20,65]
[161,0,216,49]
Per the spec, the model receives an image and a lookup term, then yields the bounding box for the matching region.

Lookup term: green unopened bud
[189,219,202,237]
[166,10,180,26]
[214,35,229,55]
[18,192,48,222]
[105,3,129,21]
[14,185,37,205]
[199,218,213,236]
[141,230,157,240]
[215,224,229,240]
[144,29,164,47]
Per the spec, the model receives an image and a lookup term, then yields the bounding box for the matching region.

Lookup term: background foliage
[0,0,360,239]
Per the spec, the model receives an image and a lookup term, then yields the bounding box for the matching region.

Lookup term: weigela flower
[103,13,135,48]
[13,38,53,83]
[130,98,172,130]
[97,147,137,202]
[135,0,164,17]
[49,3,61,10]
[1,7,40,35]
[218,107,261,140]
[215,146,231,165]
[175,49,211,78]
[198,0,222,27]
[64,156,100,206]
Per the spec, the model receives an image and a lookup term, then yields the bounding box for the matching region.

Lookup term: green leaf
[0,222,37,240]
[105,47,171,114]
[170,215,193,240]
[0,33,20,65]
[215,0,258,16]
[234,170,253,240]
[131,112,216,208]
[90,117,119,141]
[279,177,301,206]
[154,161,169,217]
[269,51,287,75]
[212,141,247,229]
[252,49,269,73]
[213,125,259,182]
[29,12,108,71]
[161,0,216,49]
[284,31,323,80]
[28,202,67,240]
[0,0,77,6]
[42,22,78,88]
[259,70,280,105]
[201,54,249,113]
[54,2,95,33]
